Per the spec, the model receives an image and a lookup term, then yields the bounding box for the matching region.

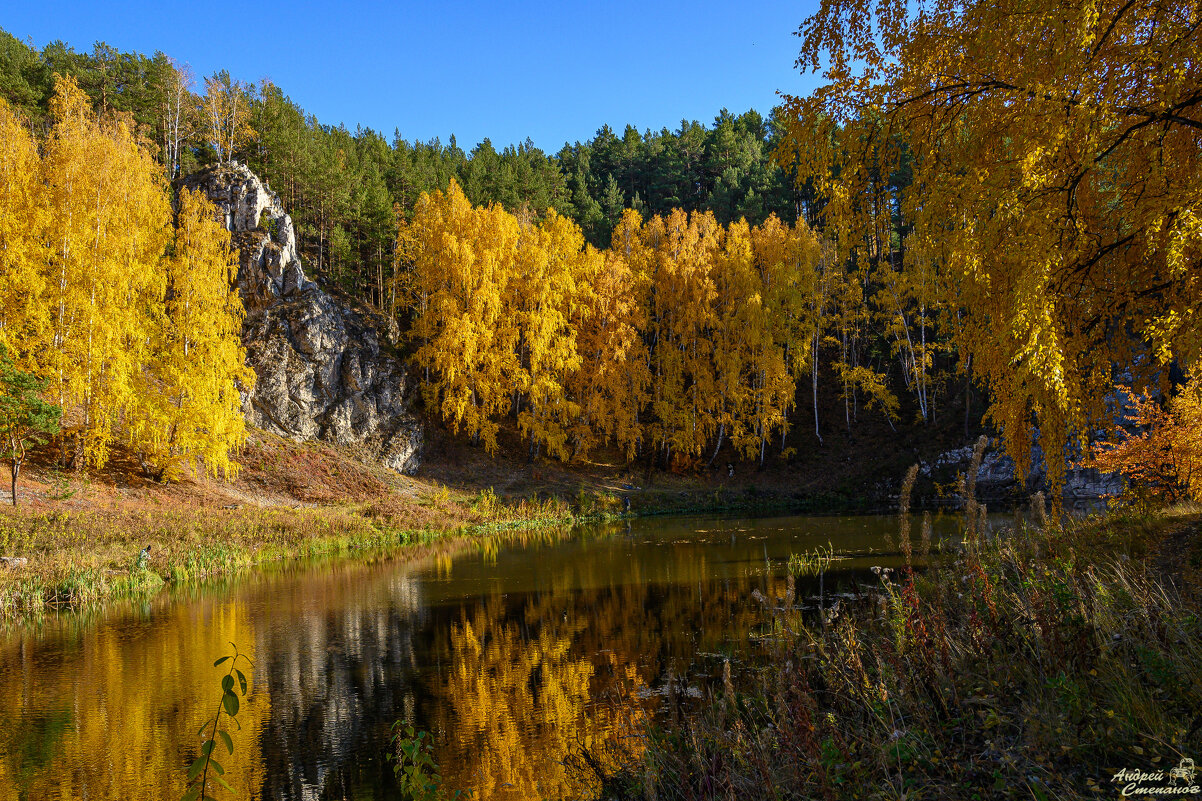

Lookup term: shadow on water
[0,512,966,800]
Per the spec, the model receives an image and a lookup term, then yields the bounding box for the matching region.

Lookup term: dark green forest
[0,28,809,308]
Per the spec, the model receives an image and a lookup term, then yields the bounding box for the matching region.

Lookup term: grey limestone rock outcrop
[181,162,422,473]
[920,438,1123,504]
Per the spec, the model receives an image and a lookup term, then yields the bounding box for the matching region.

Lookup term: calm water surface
[0,512,965,800]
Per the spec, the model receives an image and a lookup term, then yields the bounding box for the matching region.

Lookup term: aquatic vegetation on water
[787,544,836,578]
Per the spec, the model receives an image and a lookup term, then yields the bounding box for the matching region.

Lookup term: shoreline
[0,422,1119,626]
[594,506,1202,799]
[0,478,960,625]
[0,482,849,624]
[0,476,1108,626]
[0,500,589,624]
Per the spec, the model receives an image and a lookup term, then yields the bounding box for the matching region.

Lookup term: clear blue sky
[3,1,822,151]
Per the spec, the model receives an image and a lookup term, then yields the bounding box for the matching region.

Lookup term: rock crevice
[182,163,422,473]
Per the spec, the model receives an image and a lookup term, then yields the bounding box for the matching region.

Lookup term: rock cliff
[181,163,422,473]
[920,439,1123,504]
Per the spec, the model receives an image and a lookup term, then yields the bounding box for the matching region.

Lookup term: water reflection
[0,513,963,800]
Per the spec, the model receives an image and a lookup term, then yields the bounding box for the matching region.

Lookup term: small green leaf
[187,757,207,781]
[213,656,231,667]
[198,722,210,737]
[201,740,214,757]
[222,691,240,717]
[181,786,201,801]
[221,675,234,693]
[218,730,233,754]
[209,757,224,776]
[234,668,248,696]
[214,775,236,794]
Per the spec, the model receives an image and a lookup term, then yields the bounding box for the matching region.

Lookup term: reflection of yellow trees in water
[0,602,270,801]
[424,528,806,800]
[433,594,649,801]
[0,518,882,800]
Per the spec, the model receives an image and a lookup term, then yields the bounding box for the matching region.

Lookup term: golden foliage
[1089,378,1202,505]
[777,0,1202,489]
[0,75,252,480]
[42,75,172,466]
[403,180,520,452]
[128,188,255,481]
[396,189,835,464]
[0,100,46,369]
[568,241,651,460]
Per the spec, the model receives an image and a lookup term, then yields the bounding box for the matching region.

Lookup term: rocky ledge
[921,440,1123,504]
[181,163,422,473]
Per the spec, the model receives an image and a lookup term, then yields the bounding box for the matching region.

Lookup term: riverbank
[590,503,1202,800]
[0,430,612,621]
[1,412,932,622]
[0,405,1086,624]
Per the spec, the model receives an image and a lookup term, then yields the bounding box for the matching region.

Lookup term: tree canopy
[0,78,251,479]
[776,0,1202,488]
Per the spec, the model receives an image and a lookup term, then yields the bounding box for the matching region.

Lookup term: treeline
[0,28,806,309]
[396,181,931,467]
[0,26,964,474]
[0,77,250,482]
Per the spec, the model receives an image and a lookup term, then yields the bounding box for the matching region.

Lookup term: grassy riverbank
[0,498,574,621]
[0,410,931,621]
[591,504,1202,800]
[0,430,619,621]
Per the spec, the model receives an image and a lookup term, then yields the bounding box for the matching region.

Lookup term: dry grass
[593,505,1202,800]
[0,428,594,621]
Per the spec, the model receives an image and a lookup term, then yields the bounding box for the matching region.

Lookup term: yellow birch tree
[128,188,254,480]
[403,180,519,452]
[777,0,1202,489]
[511,211,586,461]
[0,99,47,370]
[42,75,172,467]
[569,230,651,460]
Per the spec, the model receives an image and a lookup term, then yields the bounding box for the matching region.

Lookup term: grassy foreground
[591,502,1202,800]
[0,430,616,622]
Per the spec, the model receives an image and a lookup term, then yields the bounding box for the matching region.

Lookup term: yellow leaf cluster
[1089,375,1202,507]
[0,76,252,478]
[397,182,837,464]
[778,0,1202,490]
[128,188,256,480]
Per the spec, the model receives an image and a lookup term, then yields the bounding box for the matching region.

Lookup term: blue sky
[3,1,822,151]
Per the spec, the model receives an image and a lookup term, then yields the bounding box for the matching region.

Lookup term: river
[0,512,967,800]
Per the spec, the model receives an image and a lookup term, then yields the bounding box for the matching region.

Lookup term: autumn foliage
[777,0,1202,490]
[396,180,871,465]
[0,76,251,481]
[1089,380,1202,506]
